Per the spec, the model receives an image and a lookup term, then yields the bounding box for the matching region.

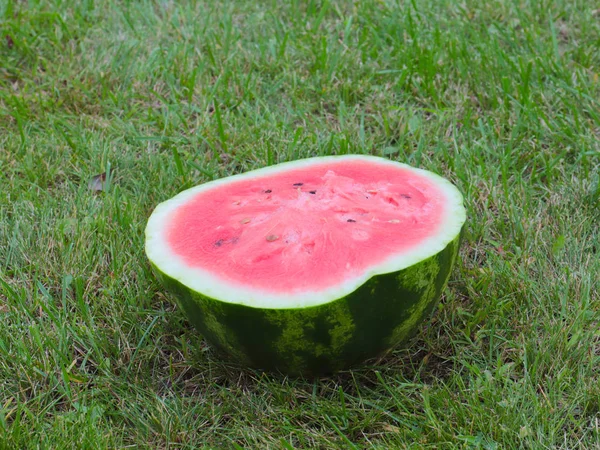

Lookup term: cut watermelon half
[145,155,466,375]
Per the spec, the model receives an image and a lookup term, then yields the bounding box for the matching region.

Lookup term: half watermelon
[145,155,466,375]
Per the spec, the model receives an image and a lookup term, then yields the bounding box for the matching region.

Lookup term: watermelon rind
[145,155,466,375]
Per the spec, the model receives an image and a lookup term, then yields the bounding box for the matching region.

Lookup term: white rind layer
[145,155,466,309]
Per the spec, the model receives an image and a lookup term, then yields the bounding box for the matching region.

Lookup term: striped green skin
[153,234,462,376]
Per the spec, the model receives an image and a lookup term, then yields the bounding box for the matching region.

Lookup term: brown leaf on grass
[6,35,14,49]
[88,172,107,192]
[219,152,231,164]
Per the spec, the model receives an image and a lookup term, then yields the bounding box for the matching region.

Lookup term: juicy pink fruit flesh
[166,160,448,294]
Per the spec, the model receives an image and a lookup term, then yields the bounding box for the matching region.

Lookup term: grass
[1,0,599,447]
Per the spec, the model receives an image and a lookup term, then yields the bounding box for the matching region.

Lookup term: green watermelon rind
[150,232,462,376]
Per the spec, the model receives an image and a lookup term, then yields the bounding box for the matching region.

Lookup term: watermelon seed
[214,239,224,247]
[266,234,279,242]
[388,219,400,223]
[240,218,251,224]
[367,190,378,194]
[233,200,241,205]
[293,182,303,186]
[401,194,411,199]
[347,219,356,223]
[309,190,316,194]
[264,189,272,193]
[386,197,399,207]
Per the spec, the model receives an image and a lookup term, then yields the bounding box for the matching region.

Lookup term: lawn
[1,0,599,448]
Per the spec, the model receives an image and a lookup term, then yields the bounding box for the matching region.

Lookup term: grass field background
[1,0,599,448]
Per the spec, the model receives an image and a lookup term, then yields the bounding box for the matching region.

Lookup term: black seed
[309,190,316,194]
[293,183,304,186]
[214,239,224,247]
[347,219,356,223]
[401,194,411,199]
[264,189,272,193]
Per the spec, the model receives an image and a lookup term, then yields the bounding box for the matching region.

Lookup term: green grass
[1,0,599,447]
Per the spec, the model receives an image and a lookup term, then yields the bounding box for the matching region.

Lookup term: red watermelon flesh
[165,159,448,294]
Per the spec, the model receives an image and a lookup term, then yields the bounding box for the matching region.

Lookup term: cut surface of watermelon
[146,155,465,309]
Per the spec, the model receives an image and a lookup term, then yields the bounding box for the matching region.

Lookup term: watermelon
[145,155,465,376]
